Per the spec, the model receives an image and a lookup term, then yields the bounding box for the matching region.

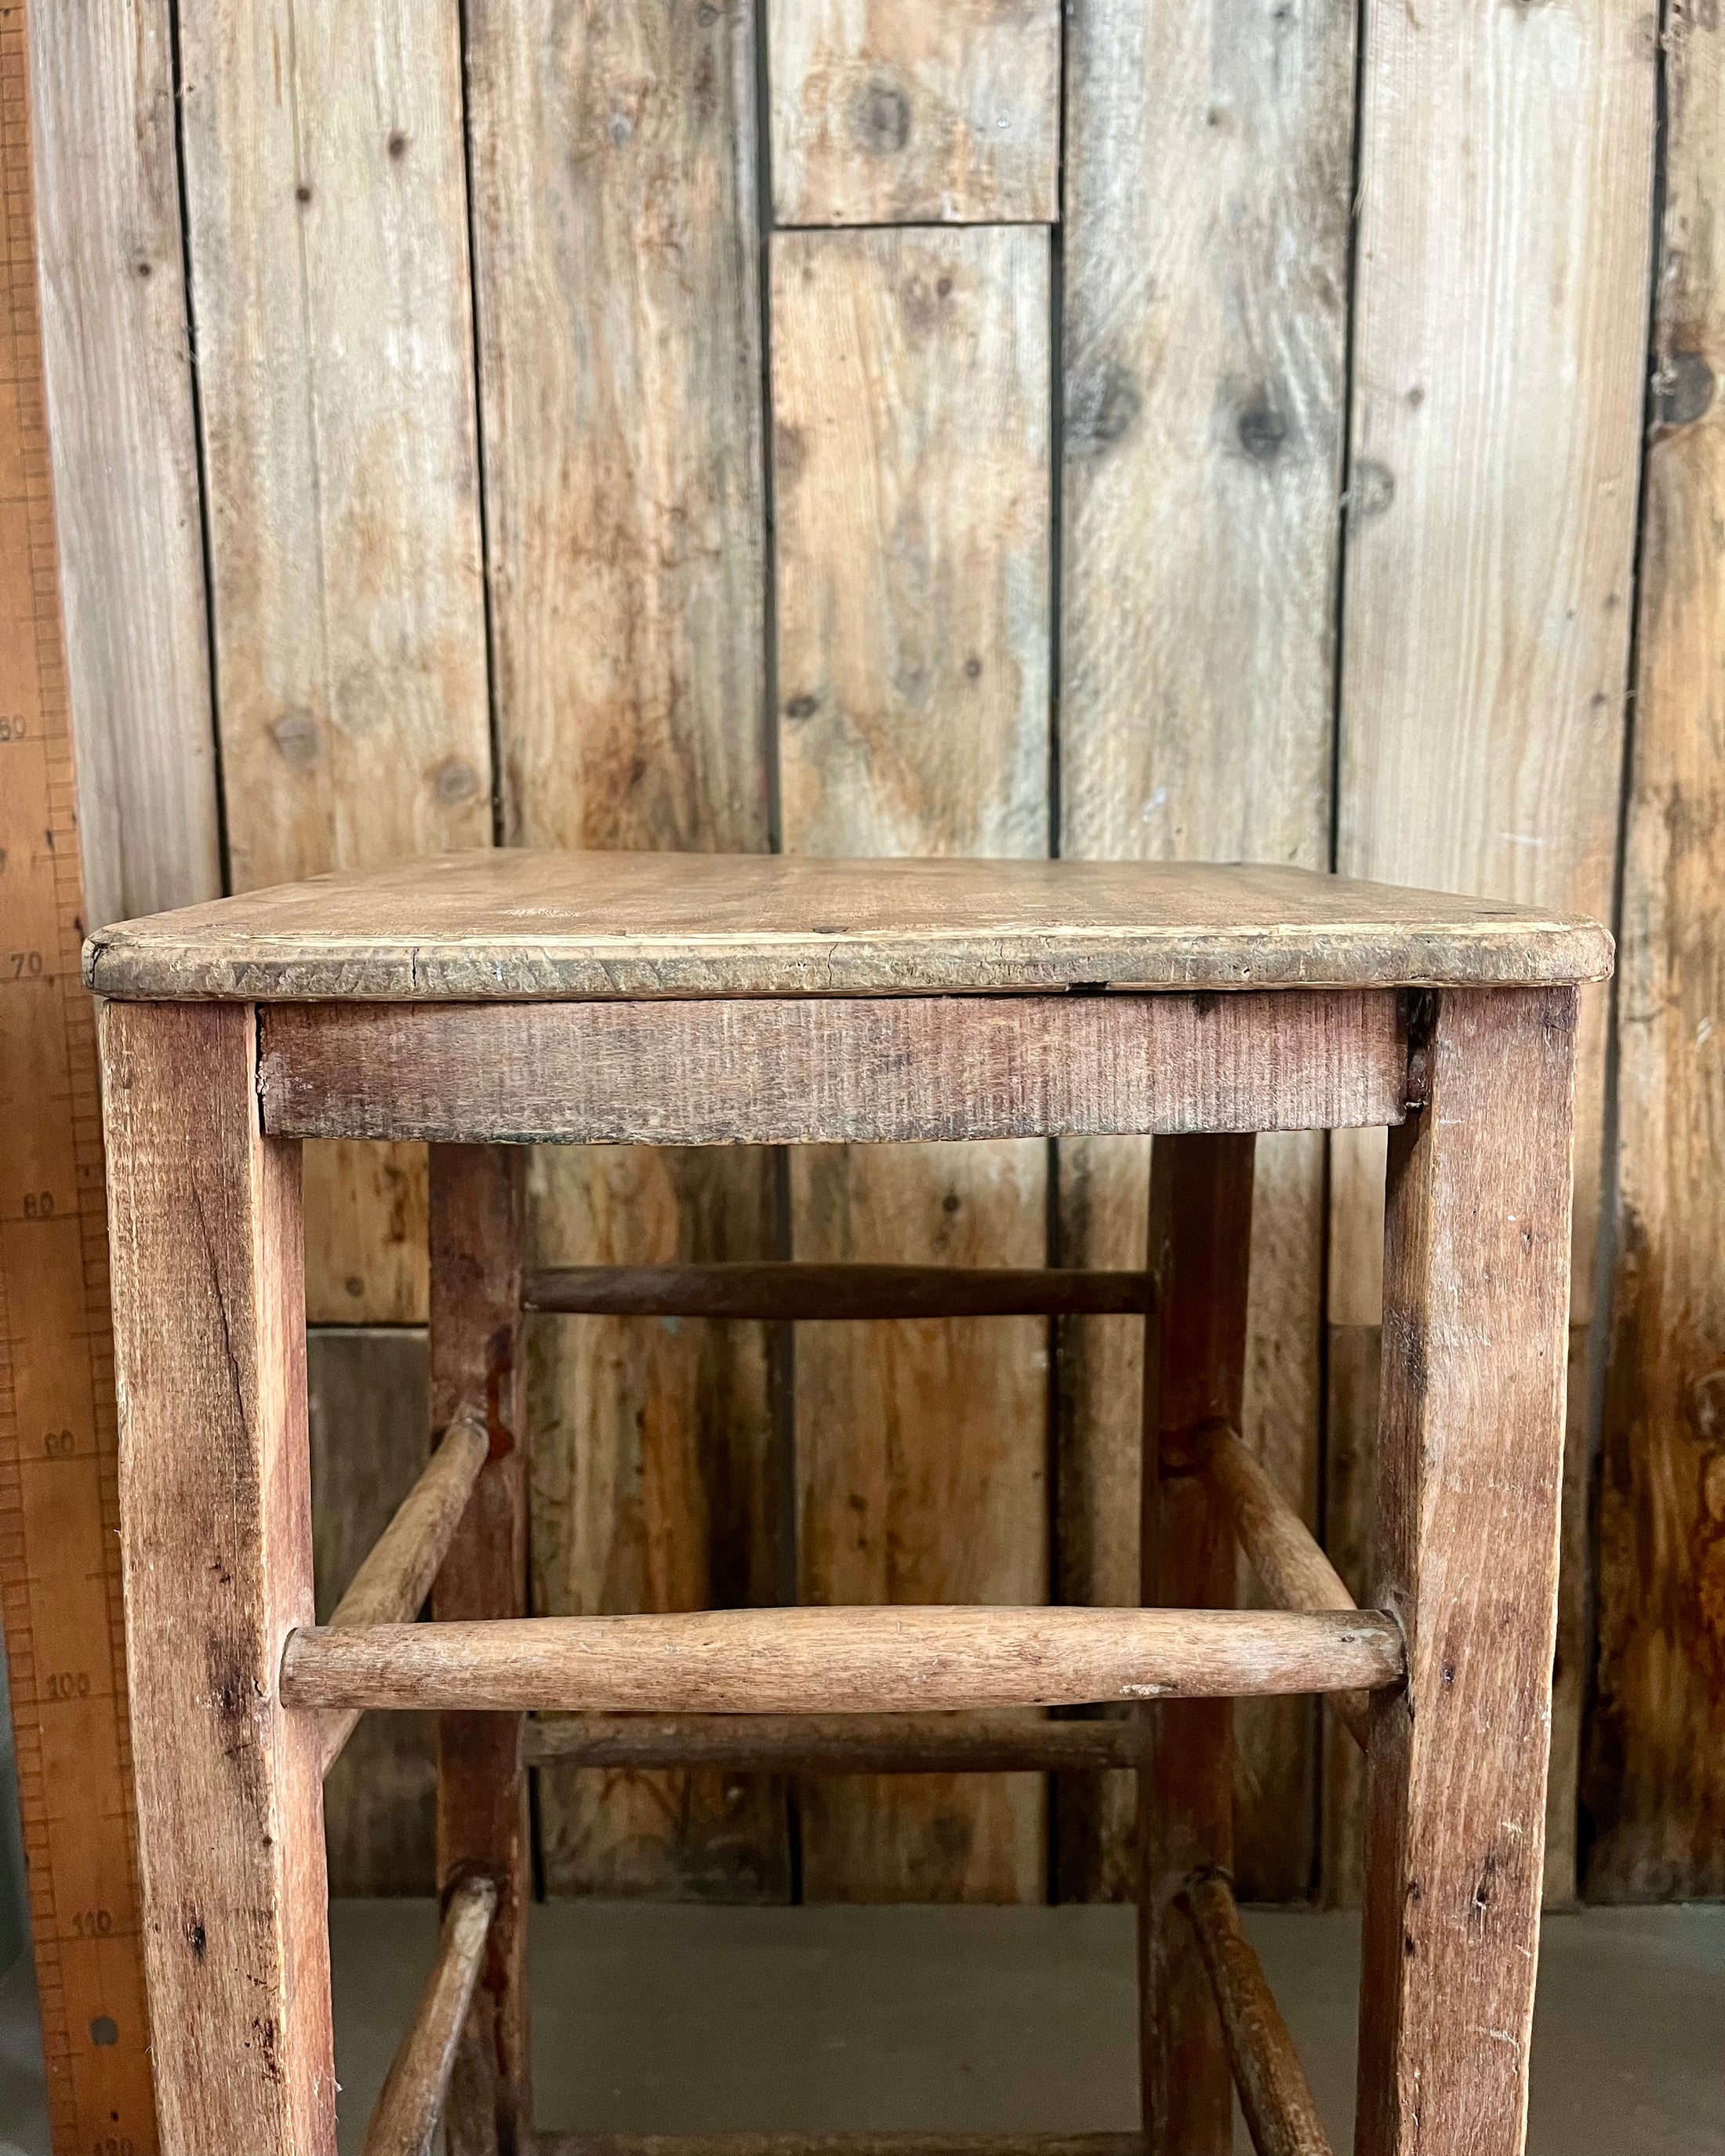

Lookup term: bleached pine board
[773,223,1051,1900]
[1589,0,1725,1902]
[768,0,1060,227]
[1327,0,1655,1904]
[31,0,220,931]
[1058,0,1354,1901]
[176,0,491,1324]
[464,0,785,1900]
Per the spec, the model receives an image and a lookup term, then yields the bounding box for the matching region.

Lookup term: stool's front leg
[430,1145,530,2156]
[1356,986,1578,2156]
[1140,1131,1255,2154]
[101,1000,335,2155]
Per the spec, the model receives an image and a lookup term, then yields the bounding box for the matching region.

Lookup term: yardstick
[0,8,158,2151]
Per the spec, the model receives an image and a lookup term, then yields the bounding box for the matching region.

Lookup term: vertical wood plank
[430,1146,529,2155]
[177,0,491,1326]
[1140,1134,1254,2154]
[1331,0,1656,1904]
[1356,987,1577,2156]
[101,999,334,2156]
[1588,0,1725,1901]
[768,0,1060,228]
[773,223,1051,1901]
[465,0,784,1901]
[31,0,220,931]
[309,1326,434,1896]
[1059,0,1353,1902]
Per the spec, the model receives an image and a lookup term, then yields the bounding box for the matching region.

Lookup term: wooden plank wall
[36,0,1711,1908]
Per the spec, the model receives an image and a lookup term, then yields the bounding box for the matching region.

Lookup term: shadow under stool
[85,850,1610,2156]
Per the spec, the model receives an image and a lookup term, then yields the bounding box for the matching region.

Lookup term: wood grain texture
[1059,0,1354,1910]
[768,0,1059,227]
[540,2140,1142,2156]
[30,0,220,931]
[361,1875,496,2156]
[309,1327,435,1896]
[1140,1135,1253,2154]
[1179,1871,1331,2156]
[1332,0,1654,1901]
[1589,0,1725,1903]
[524,1264,1153,1319]
[429,1148,530,2154]
[467,0,767,860]
[100,1000,334,2154]
[522,1712,1142,1774]
[176,0,491,1326]
[281,1605,1404,1714]
[1356,988,1577,2156]
[259,990,1411,1148]
[772,227,1049,868]
[86,853,1613,1005]
[464,0,782,1905]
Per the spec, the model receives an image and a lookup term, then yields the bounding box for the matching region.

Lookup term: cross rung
[521,1710,1140,1774]
[280,1605,1404,1718]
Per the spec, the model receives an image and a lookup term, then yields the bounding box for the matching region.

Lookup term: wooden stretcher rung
[1178,1870,1332,2156]
[537,2138,1146,2156]
[361,1875,497,2156]
[521,1261,1154,1320]
[281,1603,1405,1718]
[1196,1420,1371,1751]
[521,1709,1141,1774]
[320,1413,490,1779]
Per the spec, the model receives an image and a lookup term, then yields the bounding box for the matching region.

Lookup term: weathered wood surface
[1356,989,1577,2156]
[30,0,220,931]
[523,1264,1153,1319]
[1331,0,1654,1902]
[361,1875,496,2156]
[522,1711,1140,1774]
[768,0,1060,227]
[281,1605,1404,1714]
[1589,0,1725,1904]
[87,852,1613,1002]
[175,0,491,1329]
[309,1327,436,1896]
[540,2139,1142,2156]
[465,0,783,1904]
[1057,0,1347,1907]
[429,1149,530,2154]
[100,1000,334,2154]
[259,991,1410,1149]
[1179,1871,1331,2156]
[467,0,766,862]
[1140,1136,1252,2153]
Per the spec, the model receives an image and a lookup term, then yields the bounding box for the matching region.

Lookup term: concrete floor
[1,1901,1720,2154]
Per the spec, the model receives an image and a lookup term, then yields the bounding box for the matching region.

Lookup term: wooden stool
[87,851,1608,2156]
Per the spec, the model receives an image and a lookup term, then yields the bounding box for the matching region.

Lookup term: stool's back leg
[100,1000,335,2155]
[1356,986,1578,2156]
[430,1145,530,2155]
[1139,1131,1255,2154]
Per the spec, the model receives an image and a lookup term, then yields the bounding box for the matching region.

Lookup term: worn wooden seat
[91,851,1605,2156]
[85,847,1611,999]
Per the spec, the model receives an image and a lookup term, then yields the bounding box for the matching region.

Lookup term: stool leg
[1356,987,1577,2156]
[1139,1131,1255,2154]
[101,1000,335,2154]
[430,1144,530,2154]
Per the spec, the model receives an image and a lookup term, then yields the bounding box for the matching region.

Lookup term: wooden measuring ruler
[0,10,158,2152]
